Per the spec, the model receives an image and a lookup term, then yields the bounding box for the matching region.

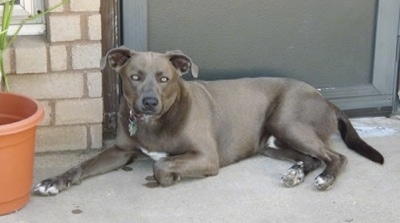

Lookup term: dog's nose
[142,97,159,108]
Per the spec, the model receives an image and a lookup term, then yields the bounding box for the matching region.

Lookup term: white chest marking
[140,147,168,161]
[266,136,279,149]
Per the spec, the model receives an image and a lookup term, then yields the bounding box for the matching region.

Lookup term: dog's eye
[131,75,140,81]
[160,77,169,83]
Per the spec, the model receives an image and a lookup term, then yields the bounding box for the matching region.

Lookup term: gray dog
[34,47,384,195]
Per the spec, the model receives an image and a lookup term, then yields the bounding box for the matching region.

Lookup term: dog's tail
[335,109,384,164]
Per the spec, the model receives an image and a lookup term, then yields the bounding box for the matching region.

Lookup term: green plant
[0,0,69,91]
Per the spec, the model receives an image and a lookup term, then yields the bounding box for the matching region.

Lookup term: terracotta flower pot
[0,92,44,215]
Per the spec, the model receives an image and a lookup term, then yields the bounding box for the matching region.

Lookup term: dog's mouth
[130,108,158,122]
[130,97,163,121]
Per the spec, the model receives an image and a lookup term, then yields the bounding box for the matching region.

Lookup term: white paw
[33,183,60,196]
[281,162,305,187]
[32,178,65,196]
[314,175,335,190]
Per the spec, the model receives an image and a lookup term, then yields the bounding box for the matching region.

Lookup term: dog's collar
[128,110,155,135]
[128,110,138,136]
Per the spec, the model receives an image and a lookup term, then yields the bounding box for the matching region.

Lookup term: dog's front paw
[33,167,83,196]
[281,162,305,187]
[153,162,181,187]
[33,177,72,196]
[156,172,181,187]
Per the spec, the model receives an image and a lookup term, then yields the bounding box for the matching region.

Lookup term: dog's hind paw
[281,162,305,187]
[314,174,336,190]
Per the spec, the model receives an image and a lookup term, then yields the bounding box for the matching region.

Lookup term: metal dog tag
[128,119,137,136]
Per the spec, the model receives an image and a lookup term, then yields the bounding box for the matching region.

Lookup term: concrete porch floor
[1,116,400,223]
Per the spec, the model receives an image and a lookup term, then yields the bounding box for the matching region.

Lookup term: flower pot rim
[0,92,44,135]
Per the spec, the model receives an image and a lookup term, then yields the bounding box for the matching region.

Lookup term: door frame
[101,0,121,137]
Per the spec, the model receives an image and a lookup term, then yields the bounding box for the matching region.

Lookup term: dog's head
[101,47,198,120]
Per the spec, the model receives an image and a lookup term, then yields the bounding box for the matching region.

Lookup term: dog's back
[184,77,330,166]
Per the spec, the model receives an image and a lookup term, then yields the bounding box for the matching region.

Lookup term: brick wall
[7,0,103,152]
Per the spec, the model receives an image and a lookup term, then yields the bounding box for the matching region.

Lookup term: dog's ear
[100,46,134,72]
[166,50,199,78]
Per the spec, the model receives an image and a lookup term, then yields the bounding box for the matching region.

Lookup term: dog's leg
[152,152,219,187]
[313,150,347,190]
[261,137,322,187]
[279,126,347,190]
[33,146,138,196]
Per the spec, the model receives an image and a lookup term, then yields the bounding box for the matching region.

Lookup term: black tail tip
[371,153,384,165]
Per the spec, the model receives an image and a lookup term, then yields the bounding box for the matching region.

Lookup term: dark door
[121,0,399,116]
